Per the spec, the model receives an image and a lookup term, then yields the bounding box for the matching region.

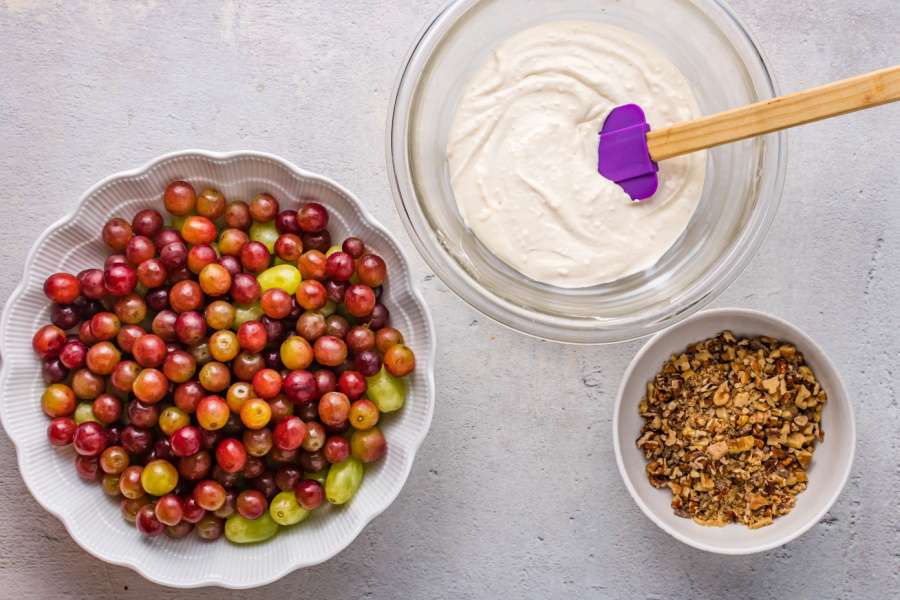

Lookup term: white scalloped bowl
[0,150,436,588]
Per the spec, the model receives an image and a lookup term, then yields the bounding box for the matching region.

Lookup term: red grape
[78,268,106,299]
[283,370,317,404]
[102,218,133,252]
[274,233,303,262]
[133,333,167,367]
[344,284,376,318]
[273,416,306,451]
[249,193,279,222]
[169,279,203,313]
[59,339,87,369]
[92,393,122,425]
[75,455,101,482]
[125,235,155,266]
[237,320,267,353]
[43,273,81,305]
[104,263,137,296]
[160,241,188,271]
[73,421,107,456]
[136,503,165,536]
[41,358,68,384]
[240,241,270,273]
[296,311,326,342]
[323,435,350,464]
[313,335,347,367]
[132,209,164,238]
[132,368,169,404]
[301,421,326,452]
[346,326,375,354]
[384,344,416,376]
[181,215,217,245]
[197,395,230,430]
[341,237,365,258]
[230,272,261,305]
[367,303,390,329]
[297,250,327,280]
[252,368,282,399]
[181,495,206,523]
[354,349,382,377]
[85,341,121,375]
[318,392,350,427]
[349,398,379,430]
[350,427,387,463]
[33,324,66,359]
[121,426,153,455]
[187,243,218,273]
[338,370,367,400]
[224,201,251,230]
[261,288,292,319]
[47,417,77,446]
[164,181,196,216]
[375,327,403,353]
[296,202,328,233]
[275,209,299,234]
[295,280,327,310]
[194,480,227,511]
[294,479,324,510]
[325,251,354,281]
[236,489,267,520]
[170,425,203,457]
[215,438,247,473]
[357,254,386,287]
[196,188,226,219]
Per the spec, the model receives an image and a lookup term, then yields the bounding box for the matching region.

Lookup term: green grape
[169,214,189,231]
[303,469,329,485]
[320,300,337,317]
[325,457,363,505]
[233,302,264,329]
[365,366,407,413]
[325,245,341,257]
[74,401,100,424]
[249,220,279,253]
[269,491,309,526]
[224,512,280,544]
[256,264,302,295]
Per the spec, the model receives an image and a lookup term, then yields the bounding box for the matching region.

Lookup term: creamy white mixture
[446,21,706,288]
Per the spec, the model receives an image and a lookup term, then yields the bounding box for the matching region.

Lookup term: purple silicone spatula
[598,65,900,200]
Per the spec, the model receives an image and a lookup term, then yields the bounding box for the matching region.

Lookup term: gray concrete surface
[1,1,897,598]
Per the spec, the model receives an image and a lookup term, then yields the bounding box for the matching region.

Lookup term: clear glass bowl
[387,0,786,344]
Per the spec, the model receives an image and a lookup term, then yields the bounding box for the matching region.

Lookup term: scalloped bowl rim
[0,149,437,588]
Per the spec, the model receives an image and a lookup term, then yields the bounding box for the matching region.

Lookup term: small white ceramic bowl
[0,150,435,588]
[613,308,855,554]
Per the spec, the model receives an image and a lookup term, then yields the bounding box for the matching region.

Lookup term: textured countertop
[1,1,898,598]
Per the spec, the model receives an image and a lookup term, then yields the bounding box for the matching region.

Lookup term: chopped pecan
[636,331,826,529]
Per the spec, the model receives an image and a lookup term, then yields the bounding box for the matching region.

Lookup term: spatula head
[598,104,658,201]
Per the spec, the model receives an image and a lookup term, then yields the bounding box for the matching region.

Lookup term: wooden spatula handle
[647,65,900,161]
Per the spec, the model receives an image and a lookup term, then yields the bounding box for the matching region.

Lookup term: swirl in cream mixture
[447,21,706,288]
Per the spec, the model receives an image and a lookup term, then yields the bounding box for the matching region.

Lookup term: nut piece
[707,441,728,461]
[727,436,755,455]
[636,331,826,529]
[713,382,730,406]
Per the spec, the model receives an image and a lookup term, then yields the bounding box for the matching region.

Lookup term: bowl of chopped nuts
[613,308,855,554]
